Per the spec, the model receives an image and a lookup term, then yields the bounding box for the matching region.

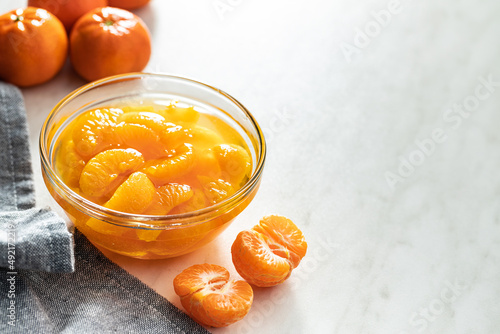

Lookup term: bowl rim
[39,72,266,228]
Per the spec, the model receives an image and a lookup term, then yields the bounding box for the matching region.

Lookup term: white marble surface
[2,0,500,333]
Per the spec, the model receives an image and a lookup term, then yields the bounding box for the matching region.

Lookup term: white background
[1,0,500,333]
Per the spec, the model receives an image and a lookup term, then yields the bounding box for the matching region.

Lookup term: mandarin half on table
[0,7,67,87]
[69,6,151,82]
[28,0,107,31]
[231,215,307,287]
[173,264,253,327]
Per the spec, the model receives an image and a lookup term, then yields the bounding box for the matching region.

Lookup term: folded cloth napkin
[0,82,74,273]
[0,230,210,333]
[0,82,210,333]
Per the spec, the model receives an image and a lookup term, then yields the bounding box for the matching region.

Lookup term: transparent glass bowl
[40,73,266,259]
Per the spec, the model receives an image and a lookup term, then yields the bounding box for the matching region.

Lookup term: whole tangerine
[0,7,68,87]
[108,0,151,10]
[28,0,108,31]
[69,6,151,82]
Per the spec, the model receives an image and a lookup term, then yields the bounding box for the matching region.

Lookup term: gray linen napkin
[0,82,211,333]
[0,82,74,273]
[0,230,210,333]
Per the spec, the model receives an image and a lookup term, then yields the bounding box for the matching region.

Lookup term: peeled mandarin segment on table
[173,264,253,327]
[254,215,307,267]
[79,148,144,198]
[231,215,307,287]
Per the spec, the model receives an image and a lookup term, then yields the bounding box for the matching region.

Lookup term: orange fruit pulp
[0,7,68,87]
[53,100,254,258]
[173,264,253,327]
[231,215,307,287]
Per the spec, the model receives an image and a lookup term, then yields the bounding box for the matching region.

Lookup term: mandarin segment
[186,126,224,150]
[72,108,123,157]
[169,188,208,214]
[254,215,307,268]
[104,172,155,213]
[161,105,200,123]
[79,148,144,197]
[55,139,86,188]
[118,111,170,134]
[212,144,252,186]
[145,183,193,216]
[198,176,235,205]
[159,125,190,150]
[190,149,222,180]
[115,122,167,159]
[173,264,253,327]
[232,230,292,287]
[121,105,155,114]
[86,172,155,235]
[141,143,195,185]
[231,215,307,287]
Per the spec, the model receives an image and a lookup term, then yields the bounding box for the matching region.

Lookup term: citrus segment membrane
[118,111,170,134]
[79,148,144,197]
[173,264,253,327]
[115,122,167,159]
[56,139,85,189]
[141,143,195,185]
[86,172,155,235]
[169,189,208,214]
[145,183,193,216]
[72,108,124,158]
[254,215,307,268]
[198,176,235,205]
[231,215,307,287]
[104,171,155,213]
[160,104,200,124]
[185,126,224,150]
[212,144,252,186]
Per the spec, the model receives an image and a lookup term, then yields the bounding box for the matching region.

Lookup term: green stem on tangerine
[104,20,114,26]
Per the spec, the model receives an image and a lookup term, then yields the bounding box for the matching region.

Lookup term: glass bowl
[40,73,266,259]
